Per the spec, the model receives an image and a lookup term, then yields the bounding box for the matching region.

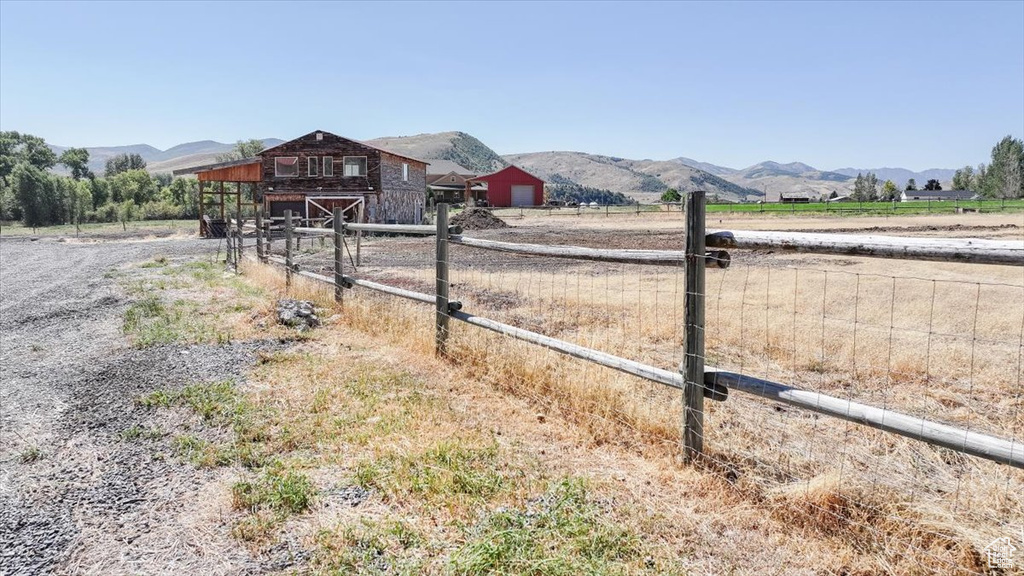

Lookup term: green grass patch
[19,446,42,464]
[232,466,316,514]
[354,438,507,506]
[449,478,668,576]
[312,519,426,575]
[122,294,232,347]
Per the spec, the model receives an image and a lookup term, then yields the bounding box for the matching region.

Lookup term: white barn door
[511,185,534,207]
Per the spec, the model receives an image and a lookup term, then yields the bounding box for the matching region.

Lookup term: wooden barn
[467,165,545,207]
[175,130,428,234]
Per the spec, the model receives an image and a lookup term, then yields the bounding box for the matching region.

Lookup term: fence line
[707,229,1024,266]
[235,201,1023,470]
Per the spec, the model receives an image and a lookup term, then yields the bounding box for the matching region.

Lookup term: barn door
[511,185,534,207]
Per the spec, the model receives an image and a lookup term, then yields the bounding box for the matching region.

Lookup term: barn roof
[171,157,262,178]
[259,130,429,165]
[902,189,975,200]
[426,159,476,176]
[470,164,545,184]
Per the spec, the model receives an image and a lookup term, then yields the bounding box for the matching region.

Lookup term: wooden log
[435,203,451,357]
[706,369,1023,469]
[347,222,458,235]
[255,209,264,262]
[450,309,726,401]
[706,230,1024,266]
[451,236,687,266]
[682,190,706,462]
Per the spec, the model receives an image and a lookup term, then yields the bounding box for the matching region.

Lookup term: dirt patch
[451,208,508,230]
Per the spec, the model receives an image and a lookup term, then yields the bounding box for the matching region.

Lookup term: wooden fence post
[284,209,293,289]
[435,203,451,356]
[333,207,343,304]
[682,190,706,462]
[225,220,234,268]
[255,208,264,262]
[262,218,271,263]
[356,201,364,267]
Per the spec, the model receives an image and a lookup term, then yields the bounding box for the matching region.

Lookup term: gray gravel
[0,236,274,575]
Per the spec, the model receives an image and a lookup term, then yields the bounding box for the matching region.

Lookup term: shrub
[140,200,183,220]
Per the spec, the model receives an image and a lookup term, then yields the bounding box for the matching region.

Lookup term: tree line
[950,136,1024,198]
[0,132,264,228]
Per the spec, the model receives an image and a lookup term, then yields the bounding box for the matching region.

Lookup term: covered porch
[173,158,263,237]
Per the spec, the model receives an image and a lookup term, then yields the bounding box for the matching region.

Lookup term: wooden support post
[219,181,225,220]
[263,218,272,263]
[255,208,264,262]
[435,203,451,357]
[284,209,294,289]
[235,210,243,271]
[236,182,242,220]
[356,201,364,267]
[682,190,706,462]
[333,207,343,304]
[198,180,205,237]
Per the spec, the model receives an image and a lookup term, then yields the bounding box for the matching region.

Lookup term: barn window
[274,157,298,177]
[308,157,318,177]
[323,156,334,177]
[402,163,409,181]
[343,156,367,177]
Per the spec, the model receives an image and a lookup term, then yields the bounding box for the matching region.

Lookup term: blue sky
[1,1,1022,170]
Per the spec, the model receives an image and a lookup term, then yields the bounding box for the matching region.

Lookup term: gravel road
[0,236,269,575]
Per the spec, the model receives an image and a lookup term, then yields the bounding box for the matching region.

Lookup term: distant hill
[44,131,960,202]
[48,138,283,175]
[832,167,957,188]
[504,151,762,203]
[366,131,508,174]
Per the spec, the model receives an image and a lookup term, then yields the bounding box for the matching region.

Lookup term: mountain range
[48,132,956,203]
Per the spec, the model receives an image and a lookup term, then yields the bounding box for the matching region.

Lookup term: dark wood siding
[260,132,382,195]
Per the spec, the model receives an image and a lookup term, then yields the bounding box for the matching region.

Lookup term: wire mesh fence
[244,203,1023,574]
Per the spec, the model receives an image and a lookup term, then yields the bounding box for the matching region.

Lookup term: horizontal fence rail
[294,223,460,236]
[244,204,1023,471]
[707,230,1024,266]
[451,235,730,268]
[706,370,1024,468]
[451,235,687,266]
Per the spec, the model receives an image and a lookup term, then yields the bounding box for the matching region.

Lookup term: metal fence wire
[234,197,1023,574]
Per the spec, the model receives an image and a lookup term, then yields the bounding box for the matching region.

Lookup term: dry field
[274,209,1024,573]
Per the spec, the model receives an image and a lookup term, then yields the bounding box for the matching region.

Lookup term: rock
[275,299,319,331]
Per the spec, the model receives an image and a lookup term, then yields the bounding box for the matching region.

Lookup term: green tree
[880,179,900,201]
[104,153,147,177]
[59,147,92,180]
[660,188,681,202]
[71,179,92,229]
[982,135,1024,198]
[0,131,58,183]
[905,178,917,191]
[924,179,942,191]
[217,138,265,162]
[853,172,879,201]
[163,177,200,216]
[90,178,109,209]
[951,165,975,190]
[117,199,137,231]
[13,163,51,228]
[108,169,157,204]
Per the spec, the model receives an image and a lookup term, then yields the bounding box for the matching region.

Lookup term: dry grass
[246,212,1024,573]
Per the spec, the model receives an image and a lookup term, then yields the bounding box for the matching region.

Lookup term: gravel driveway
[0,236,268,575]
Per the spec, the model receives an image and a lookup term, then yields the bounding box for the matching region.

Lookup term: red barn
[467,165,545,207]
